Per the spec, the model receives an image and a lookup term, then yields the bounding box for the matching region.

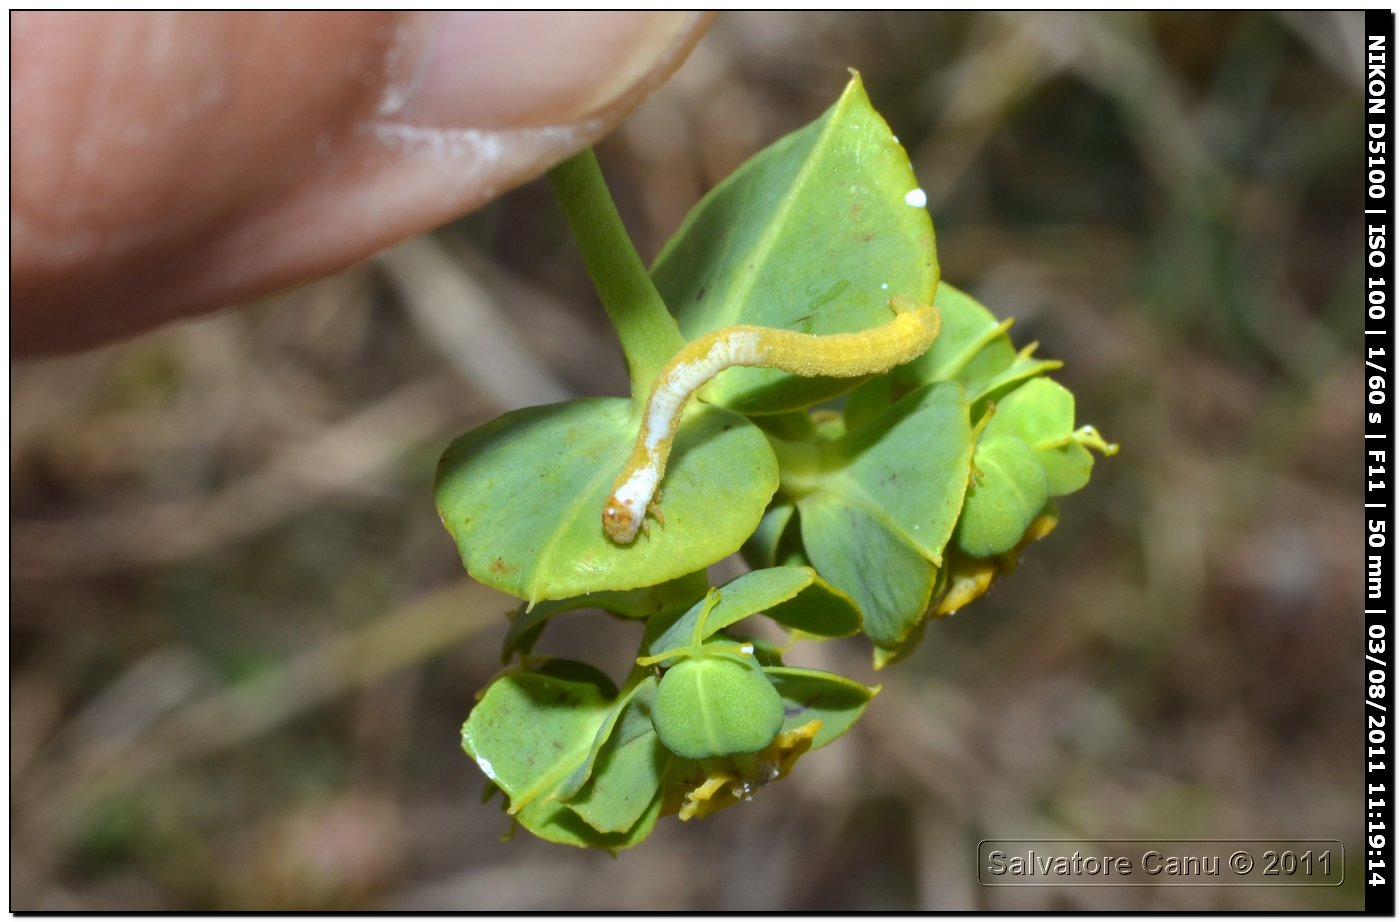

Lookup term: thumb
[12,11,710,354]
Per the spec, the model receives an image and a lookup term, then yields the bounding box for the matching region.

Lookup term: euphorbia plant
[435,73,1115,850]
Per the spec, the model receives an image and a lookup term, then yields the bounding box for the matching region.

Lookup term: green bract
[981,377,1113,496]
[767,667,881,747]
[461,667,613,815]
[440,72,1116,850]
[436,400,776,603]
[567,685,668,834]
[895,282,1063,406]
[778,381,974,649]
[643,568,861,657]
[654,73,938,414]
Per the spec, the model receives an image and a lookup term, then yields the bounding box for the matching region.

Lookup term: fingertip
[13,11,714,354]
[393,12,707,130]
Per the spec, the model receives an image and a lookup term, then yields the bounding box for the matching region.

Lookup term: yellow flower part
[668,719,825,822]
[934,555,1002,616]
[935,512,1059,615]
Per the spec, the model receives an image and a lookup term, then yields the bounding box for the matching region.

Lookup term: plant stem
[549,149,685,400]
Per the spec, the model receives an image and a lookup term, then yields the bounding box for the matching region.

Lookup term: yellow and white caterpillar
[603,295,941,543]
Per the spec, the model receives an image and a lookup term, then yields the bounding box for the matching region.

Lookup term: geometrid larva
[602,296,941,543]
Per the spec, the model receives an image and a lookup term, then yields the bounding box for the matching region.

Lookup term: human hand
[12,11,711,354]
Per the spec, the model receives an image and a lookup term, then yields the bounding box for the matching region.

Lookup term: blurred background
[11,11,1365,910]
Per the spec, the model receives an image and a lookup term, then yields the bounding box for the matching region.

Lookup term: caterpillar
[603,295,941,543]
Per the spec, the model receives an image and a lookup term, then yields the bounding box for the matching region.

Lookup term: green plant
[435,72,1116,851]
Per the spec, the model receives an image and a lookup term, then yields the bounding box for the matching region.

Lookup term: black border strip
[1366,8,1395,916]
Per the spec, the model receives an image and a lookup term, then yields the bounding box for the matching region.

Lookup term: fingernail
[386,11,702,130]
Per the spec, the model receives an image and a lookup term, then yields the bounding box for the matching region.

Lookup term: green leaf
[765,666,879,749]
[652,657,785,759]
[516,787,662,852]
[742,503,796,569]
[856,283,1060,422]
[501,571,708,663]
[750,411,820,442]
[436,398,777,603]
[842,373,898,434]
[791,382,973,647]
[531,658,619,700]
[645,567,861,659]
[800,495,940,648]
[653,72,938,414]
[872,617,929,671]
[982,377,1099,496]
[807,382,972,563]
[555,677,657,802]
[897,284,1010,385]
[968,344,1063,409]
[954,435,1050,558]
[566,685,671,834]
[898,282,1057,399]
[461,669,614,813]
[741,502,811,572]
[764,573,862,638]
[770,518,811,568]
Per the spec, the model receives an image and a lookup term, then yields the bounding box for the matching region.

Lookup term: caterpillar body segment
[603,297,940,544]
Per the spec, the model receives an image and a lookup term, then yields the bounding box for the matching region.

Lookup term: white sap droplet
[904,188,927,208]
[739,643,754,655]
[477,756,497,781]
[881,282,889,290]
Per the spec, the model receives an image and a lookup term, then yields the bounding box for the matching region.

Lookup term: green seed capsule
[651,656,784,760]
[954,435,1049,558]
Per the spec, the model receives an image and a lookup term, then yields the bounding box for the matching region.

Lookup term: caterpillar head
[602,494,641,544]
